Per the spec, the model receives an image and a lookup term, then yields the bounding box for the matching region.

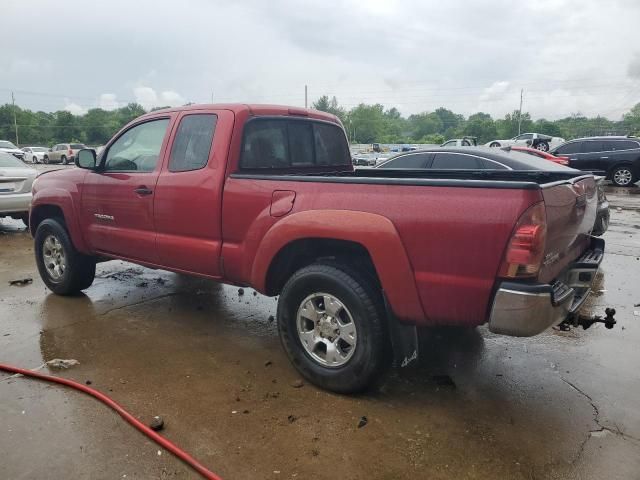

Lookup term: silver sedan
[0,151,38,226]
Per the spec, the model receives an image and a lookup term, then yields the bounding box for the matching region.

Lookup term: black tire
[43,155,49,164]
[61,155,67,165]
[33,156,38,164]
[610,165,636,187]
[277,262,388,393]
[34,218,96,295]
[489,142,500,147]
[535,141,550,152]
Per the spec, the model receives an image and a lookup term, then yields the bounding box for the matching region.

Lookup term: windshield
[0,141,18,149]
[0,151,27,167]
[70,144,87,149]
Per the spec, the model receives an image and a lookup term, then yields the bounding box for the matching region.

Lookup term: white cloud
[98,93,120,111]
[133,86,185,110]
[63,102,87,115]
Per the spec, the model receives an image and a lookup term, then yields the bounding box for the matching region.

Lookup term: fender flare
[251,209,426,322]
[31,189,89,253]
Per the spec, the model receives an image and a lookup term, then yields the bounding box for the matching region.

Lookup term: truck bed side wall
[221,177,542,327]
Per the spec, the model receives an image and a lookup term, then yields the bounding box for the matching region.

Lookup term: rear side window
[240,119,349,169]
[70,144,86,149]
[169,114,217,172]
[611,140,640,150]
[555,142,581,155]
[314,122,351,166]
[582,141,603,153]
[381,153,429,169]
[431,153,482,169]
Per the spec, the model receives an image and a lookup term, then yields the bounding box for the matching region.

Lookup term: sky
[2,0,640,120]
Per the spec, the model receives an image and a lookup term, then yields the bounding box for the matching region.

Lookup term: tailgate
[538,176,598,283]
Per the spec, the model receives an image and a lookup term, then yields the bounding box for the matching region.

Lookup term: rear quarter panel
[222,177,542,326]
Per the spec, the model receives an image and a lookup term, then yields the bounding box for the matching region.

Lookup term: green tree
[463,112,497,143]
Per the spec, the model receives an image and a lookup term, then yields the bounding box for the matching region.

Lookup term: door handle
[134,186,153,195]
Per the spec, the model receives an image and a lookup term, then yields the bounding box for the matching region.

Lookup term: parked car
[376,147,608,236]
[0,151,37,226]
[30,104,605,393]
[21,146,49,164]
[550,136,640,187]
[485,133,565,152]
[509,146,569,165]
[441,136,477,147]
[0,140,26,161]
[43,143,87,164]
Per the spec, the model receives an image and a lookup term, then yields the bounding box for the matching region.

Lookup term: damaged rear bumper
[488,237,604,337]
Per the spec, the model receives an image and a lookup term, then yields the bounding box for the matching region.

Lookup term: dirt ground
[1,176,639,479]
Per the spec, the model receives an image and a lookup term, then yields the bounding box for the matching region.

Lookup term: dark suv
[550,136,640,187]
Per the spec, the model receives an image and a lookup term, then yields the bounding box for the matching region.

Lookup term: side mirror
[76,149,97,170]
[48,148,53,152]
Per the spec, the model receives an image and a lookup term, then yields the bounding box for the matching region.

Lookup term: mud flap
[383,295,419,367]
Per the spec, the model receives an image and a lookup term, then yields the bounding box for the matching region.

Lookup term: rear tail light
[499,202,547,279]
[68,148,73,156]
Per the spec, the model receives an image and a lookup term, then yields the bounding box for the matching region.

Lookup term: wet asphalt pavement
[1,173,639,479]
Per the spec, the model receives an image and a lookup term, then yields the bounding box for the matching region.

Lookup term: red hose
[0,363,223,480]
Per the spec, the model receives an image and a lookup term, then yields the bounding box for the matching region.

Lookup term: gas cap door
[270,190,296,217]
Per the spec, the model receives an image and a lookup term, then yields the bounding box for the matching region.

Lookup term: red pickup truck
[30,104,604,393]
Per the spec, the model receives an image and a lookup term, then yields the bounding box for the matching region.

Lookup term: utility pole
[211,91,214,104]
[517,88,523,135]
[304,85,308,109]
[11,91,19,146]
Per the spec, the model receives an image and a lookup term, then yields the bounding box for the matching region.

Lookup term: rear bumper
[0,192,32,215]
[488,237,604,337]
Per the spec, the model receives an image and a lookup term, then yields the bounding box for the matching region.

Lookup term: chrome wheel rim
[536,143,548,151]
[296,292,357,368]
[614,169,632,186]
[42,234,66,280]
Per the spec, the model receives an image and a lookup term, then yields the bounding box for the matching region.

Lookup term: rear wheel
[34,218,96,295]
[61,155,68,165]
[489,142,500,147]
[277,262,388,393]
[535,141,549,152]
[611,166,635,187]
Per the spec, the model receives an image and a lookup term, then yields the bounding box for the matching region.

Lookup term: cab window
[240,119,350,169]
[104,119,170,172]
[169,114,217,172]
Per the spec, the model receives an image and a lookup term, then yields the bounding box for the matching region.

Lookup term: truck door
[153,109,233,277]
[80,116,172,264]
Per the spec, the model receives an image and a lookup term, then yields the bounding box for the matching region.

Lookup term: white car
[21,146,49,164]
[0,140,26,162]
[0,151,38,226]
[485,133,565,152]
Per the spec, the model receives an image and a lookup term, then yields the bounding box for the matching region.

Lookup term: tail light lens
[68,148,73,155]
[499,202,547,279]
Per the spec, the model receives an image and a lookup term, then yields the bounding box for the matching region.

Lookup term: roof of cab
[138,103,341,124]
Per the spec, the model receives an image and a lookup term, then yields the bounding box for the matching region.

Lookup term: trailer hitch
[558,308,617,331]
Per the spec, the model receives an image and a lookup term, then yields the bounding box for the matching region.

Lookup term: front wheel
[277,263,388,393]
[33,156,38,164]
[535,141,549,152]
[34,218,96,295]
[611,166,636,187]
[43,155,49,164]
